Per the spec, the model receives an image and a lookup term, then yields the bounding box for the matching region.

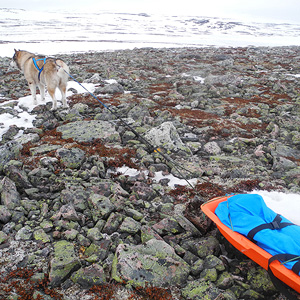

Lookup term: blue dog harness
[32,57,47,81]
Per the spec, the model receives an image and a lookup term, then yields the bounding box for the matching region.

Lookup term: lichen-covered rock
[56,147,86,169]
[15,225,33,240]
[0,205,12,223]
[71,264,106,288]
[247,267,277,294]
[0,231,8,244]
[87,194,115,221]
[182,280,221,300]
[49,240,81,287]
[33,228,51,243]
[59,203,80,221]
[102,212,124,234]
[145,121,192,154]
[203,255,225,271]
[0,141,21,173]
[112,239,190,287]
[3,162,32,191]
[84,240,110,262]
[0,176,21,209]
[56,120,121,143]
[119,217,141,234]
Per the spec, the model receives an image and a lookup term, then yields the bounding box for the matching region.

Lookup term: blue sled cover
[215,193,300,273]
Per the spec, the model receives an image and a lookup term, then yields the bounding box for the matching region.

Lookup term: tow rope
[62,68,197,190]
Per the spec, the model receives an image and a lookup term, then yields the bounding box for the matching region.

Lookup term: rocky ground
[0,46,300,300]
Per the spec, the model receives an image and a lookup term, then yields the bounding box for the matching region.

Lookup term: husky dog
[11,49,69,110]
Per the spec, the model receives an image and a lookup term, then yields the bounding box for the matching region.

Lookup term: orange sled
[201,195,300,294]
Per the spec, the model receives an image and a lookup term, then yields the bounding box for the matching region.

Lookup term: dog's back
[41,58,69,87]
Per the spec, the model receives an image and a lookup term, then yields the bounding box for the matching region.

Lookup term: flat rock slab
[112,238,190,287]
[56,120,120,143]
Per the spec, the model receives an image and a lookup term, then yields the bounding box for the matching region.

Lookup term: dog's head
[10,49,21,69]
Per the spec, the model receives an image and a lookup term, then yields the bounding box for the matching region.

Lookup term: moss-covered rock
[56,120,120,143]
[247,267,277,294]
[71,264,106,288]
[112,239,190,287]
[56,147,85,169]
[182,280,220,300]
[33,228,50,243]
[49,240,81,287]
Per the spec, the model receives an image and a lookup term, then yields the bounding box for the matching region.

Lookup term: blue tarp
[215,193,300,273]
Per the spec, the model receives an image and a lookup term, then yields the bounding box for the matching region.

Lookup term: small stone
[71,264,106,288]
[0,231,8,243]
[33,228,51,243]
[56,147,85,169]
[190,259,204,276]
[40,220,53,233]
[119,217,141,234]
[87,227,103,242]
[63,229,79,241]
[15,226,33,240]
[0,205,12,223]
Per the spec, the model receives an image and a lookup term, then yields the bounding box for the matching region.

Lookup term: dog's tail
[55,59,69,82]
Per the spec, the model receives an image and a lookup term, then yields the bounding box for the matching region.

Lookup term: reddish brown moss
[20,128,138,171]
[0,267,63,300]
[169,179,263,203]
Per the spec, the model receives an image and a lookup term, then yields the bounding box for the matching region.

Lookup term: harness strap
[247,214,294,243]
[268,254,300,300]
[32,57,47,81]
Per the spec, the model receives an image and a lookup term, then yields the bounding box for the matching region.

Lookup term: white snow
[1,9,300,57]
[0,81,96,139]
[250,190,300,226]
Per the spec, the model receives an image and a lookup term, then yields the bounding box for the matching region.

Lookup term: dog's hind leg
[48,87,57,110]
[29,82,37,105]
[59,82,68,108]
[38,83,45,102]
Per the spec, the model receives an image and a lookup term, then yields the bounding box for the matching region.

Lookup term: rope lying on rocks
[63,69,197,190]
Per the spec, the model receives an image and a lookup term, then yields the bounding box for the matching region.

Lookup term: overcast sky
[2,0,300,23]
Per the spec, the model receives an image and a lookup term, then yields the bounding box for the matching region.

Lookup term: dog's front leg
[38,83,46,102]
[29,82,37,105]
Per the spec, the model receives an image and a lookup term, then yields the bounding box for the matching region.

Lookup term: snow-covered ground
[0,81,96,139]
[1,8,300,57]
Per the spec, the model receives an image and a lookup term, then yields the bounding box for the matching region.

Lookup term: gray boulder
[71,264,106,288]
[56,147,85,169]
[112,239,190,287]
[145,121,192,154]
[0,176,21,209]
[0,141,21,173]
[56,120,120,143]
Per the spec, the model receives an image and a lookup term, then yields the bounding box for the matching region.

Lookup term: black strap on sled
[247,214,294,243]
[268,254,300,300]
[32,57,47,81]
